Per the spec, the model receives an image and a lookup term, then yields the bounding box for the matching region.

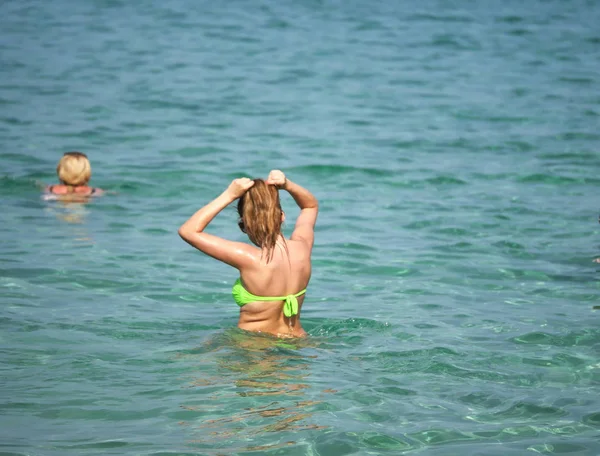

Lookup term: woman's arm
[178,178,257,269]
[267,170,318,247]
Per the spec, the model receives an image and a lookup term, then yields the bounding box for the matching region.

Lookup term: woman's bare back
[238,238,311,337]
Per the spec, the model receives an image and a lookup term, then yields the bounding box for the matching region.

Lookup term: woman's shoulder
[45,184,103,196]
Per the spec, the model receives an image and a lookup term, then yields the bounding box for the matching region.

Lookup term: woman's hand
[226,178,255,200]
[267,169,287,189]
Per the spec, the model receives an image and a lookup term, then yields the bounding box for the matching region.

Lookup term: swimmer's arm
[178,181,257,269]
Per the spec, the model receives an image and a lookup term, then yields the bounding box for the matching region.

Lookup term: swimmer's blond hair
[57,152,91,186]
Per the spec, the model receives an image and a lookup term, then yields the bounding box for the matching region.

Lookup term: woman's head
[57,152,91,186]
[237,179,283,260]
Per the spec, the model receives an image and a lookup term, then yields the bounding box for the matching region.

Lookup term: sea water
[1,0,599,454]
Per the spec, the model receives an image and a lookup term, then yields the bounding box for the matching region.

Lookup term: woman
[178,170,318,338]
[44,152,104,200]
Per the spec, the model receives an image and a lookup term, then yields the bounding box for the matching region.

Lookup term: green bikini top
[232,278,306,317]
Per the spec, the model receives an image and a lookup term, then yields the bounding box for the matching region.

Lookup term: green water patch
[404,219,438,230]
[77,318,218,342]
[141,227,170,235]
[367,138,429,152]
[0,152,47,167]
[511,329,600,347]
[527,441,595,454]
[557,132,600,141]
[582,411,600,427]
[423,361,513,383]
[475,401,567,423]
[434,227,474,237]
[0,176,46,196]
[410,12,474,22]
[470,171,517,181]
[558,76,595,85]
[308,317,394,340]
[520,353,586,369]
[165,146,231,158]
[351,347,462,375]
[518,174,600,185]
[496,15,525,23]
[432,241,489,254]
[355,431,414,451]
[458,392,504,409]
[327,242,378,252]
[289,164,396,179]
[0,267,60,281]
[425,175,468,186]
[311,432,367,456]
[48,440,147,451]
[94,317,219,333]
[537,151,599,161]
[409,428,477,447]
[507,28,533,36]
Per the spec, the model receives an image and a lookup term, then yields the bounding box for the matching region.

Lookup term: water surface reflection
[180,330,328,452]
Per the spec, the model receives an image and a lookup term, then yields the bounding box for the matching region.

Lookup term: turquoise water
[1,0,600,454]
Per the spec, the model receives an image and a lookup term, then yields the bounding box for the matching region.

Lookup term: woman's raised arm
[267,170,318,247]
[178,178,257,269]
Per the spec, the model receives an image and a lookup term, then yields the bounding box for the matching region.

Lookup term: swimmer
[178,170,318,338]
[44,152,103,200]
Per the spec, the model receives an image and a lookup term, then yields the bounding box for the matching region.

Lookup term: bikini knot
[283,295,299,317]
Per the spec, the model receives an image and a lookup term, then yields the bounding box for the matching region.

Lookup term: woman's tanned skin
[178,170,318,338]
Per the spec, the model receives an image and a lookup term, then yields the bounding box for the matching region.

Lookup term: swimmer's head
[237,179,285,260]
[57,152,91,186]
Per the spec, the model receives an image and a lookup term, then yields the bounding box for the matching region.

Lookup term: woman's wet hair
[57,152,91,186]
[237,179,283,261]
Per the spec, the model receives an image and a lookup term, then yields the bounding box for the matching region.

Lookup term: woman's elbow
[178,225,192,241]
